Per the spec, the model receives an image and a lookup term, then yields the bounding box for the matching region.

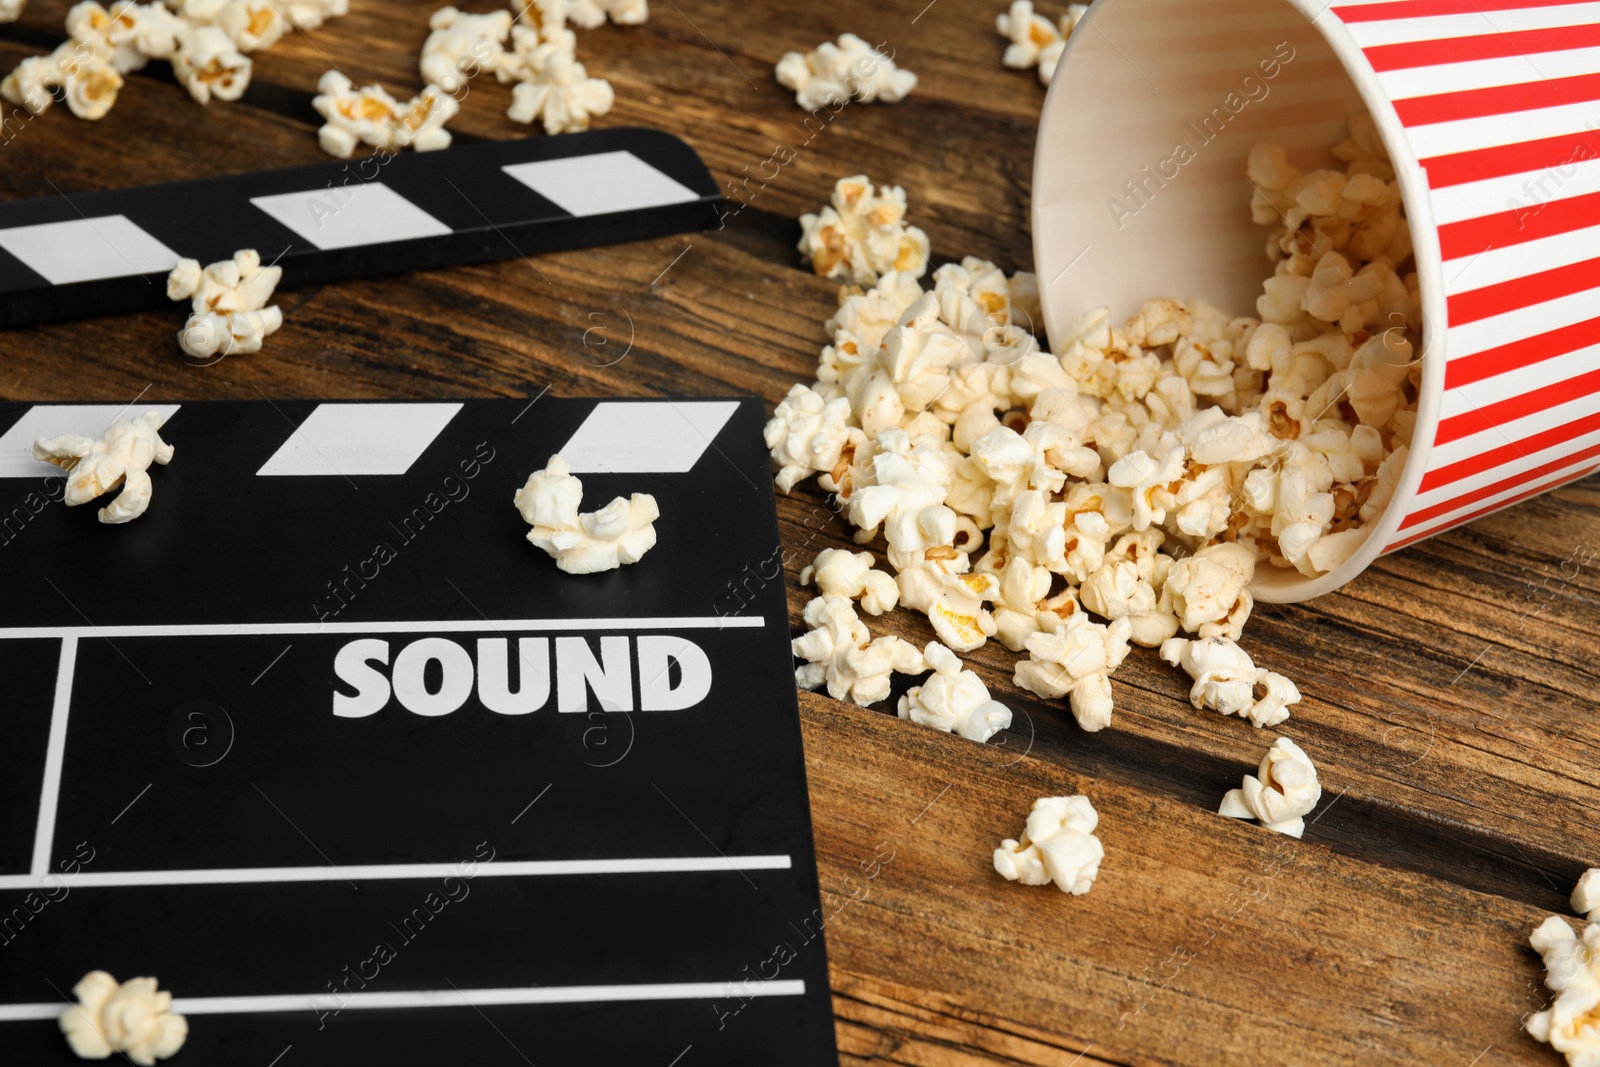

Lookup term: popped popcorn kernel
[994,794,1103,894]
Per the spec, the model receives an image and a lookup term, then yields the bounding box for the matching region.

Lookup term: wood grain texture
[2,0,1596,1063]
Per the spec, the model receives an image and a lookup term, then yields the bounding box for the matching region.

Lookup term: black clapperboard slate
[0,127,722,327]
[0,398,837,1066]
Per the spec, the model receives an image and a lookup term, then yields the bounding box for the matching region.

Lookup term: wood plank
[2,2,1596,1062]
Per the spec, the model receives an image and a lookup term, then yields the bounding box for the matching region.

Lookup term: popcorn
[0,0,23,21]
[566,0,644,27]
[1159,636,1299,728]
[33,410,174,525]
[512,454,659,574]
[792,594,926,707]
[898,641,1012,742]
[778,112,1414,757]
[312,71,459,157]
[1526,915,1600,1066]
[503,35,614,133]
[765,383,857,493]
[776,33,916,111]
[166,248,283,358]
[1164,541,1254,638]
[799,176,930,286]
[282,0,346,29]
[59,970,187,1065]
[995,0,1086,85]
[1217,737,1321,837]
[421,5,511,93]
[171,24,250,102]
[898,564,999,652]
[1013,613,1132,731]
[215,0,288,52]
[801,548,899,616]
[1575,869,1600,923]
[994,794,1103,894]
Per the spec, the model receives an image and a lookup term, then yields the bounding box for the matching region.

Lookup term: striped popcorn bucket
[1032,0,1600,601]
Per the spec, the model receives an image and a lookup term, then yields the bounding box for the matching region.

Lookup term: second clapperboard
[0,398,838,1066]
[0,127,723,326]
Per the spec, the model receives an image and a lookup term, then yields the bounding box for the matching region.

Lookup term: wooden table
[3,2,1596,1063]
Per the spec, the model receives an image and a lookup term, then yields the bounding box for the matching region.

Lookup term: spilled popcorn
[1526,915,1600,1066]
[994,794,1103,894]
[167,247,282,359]
[34,411,174,525]
[513,454,658,574]
[773,115,1419,744]
[567,0,646,27]
[995,0,1087,86]
[1160,635,1300,728]
[312,70,458,157]
[0,0,23,21]
[798,175,930,286]
[899,641,1013,742]
[802,548,899,616]
[420,5,512,94]
[1218,736,1321,837]
[792,594,925,707]
[776,32,916,111]
[1575,868,1600,924]
[59,971,187,1065]
[1,0,346,122]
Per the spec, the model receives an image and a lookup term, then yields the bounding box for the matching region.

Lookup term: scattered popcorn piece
[898,640,1012,742]
[282,0,346,30]
[0,0,24,21]
[171,24,250,103]
[792,594,926,707]
[312,70,458,157]
[503,35,613,133]
[33,411,174,525]
[776,33,916,110]
[1217,737,1321,837]
[512,454,658,574]
[567,0,644,26]
[59,970,187,1065]
[1575,868,1600,923]
[995,0,1086,85]
[802,548,899,616]
[1525,915,1600,1067]
[1159,636,1299,728]
[799,175,930,286]
[1013,613,1132,732]
[507,0,570,36]
[765,383,857,493]
[420,5,511,93]
[166,248,283,358]
[994,795,1103,894]
[215,0,288,52]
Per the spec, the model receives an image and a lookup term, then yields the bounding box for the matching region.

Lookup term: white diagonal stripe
[1343,3,1600,47]
[0,405,181,478]
[558,401,740,473]
[1376,45,1600,99]
[256,403,463,477]
[0,216,180,285]
[503,151,701,218]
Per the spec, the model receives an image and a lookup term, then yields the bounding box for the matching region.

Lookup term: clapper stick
[0,127,723,328]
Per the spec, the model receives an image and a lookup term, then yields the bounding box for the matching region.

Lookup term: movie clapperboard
[0,127,723,327]
[0,398,838,1066]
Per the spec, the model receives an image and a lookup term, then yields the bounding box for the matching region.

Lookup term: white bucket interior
[1032,0,1425,602]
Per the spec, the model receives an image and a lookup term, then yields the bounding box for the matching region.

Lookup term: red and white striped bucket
[1033,0,1600,602]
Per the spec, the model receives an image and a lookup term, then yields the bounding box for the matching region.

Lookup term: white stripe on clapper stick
[29,635,77,878]
[0,980,806,1022]
[0,854,793,891]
